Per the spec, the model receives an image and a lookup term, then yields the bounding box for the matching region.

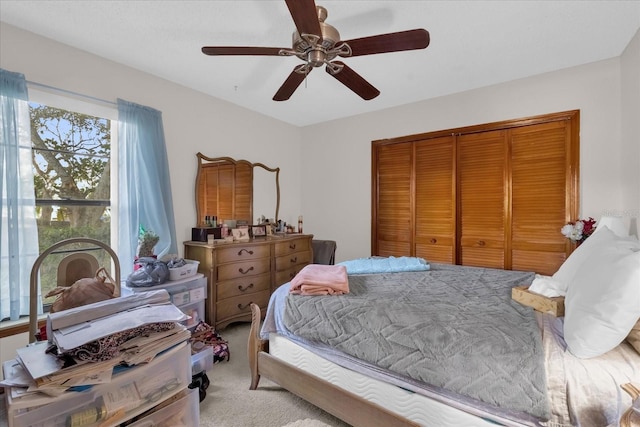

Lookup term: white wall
[620,29,640,236]
[302,51,638,261]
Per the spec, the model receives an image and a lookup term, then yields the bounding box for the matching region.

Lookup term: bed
[248,249,639,427]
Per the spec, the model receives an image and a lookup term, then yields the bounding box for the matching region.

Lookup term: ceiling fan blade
[202,46,288,56]
[340,29,430,57]
[285,0,322,38]
[325,61,380,100]
[273,66,312,101]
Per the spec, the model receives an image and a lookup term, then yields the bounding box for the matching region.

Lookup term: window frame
[0,87,119,336]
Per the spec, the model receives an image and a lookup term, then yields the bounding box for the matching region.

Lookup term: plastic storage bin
[168,260,200,281]
[6,342,191,427]
[181,299,206,328]
[123,274,207,328]
[125,387,199,427]
[191,344,214,375]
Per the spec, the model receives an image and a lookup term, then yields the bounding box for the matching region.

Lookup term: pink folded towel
[289,264,349,296]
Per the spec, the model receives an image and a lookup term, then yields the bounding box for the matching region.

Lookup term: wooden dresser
[184,234,313,329]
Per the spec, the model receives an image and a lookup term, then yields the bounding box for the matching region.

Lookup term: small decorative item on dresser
[251,224,267,237]
[231,227,250,241]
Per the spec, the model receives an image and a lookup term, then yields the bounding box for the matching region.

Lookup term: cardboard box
[512,285,565,317]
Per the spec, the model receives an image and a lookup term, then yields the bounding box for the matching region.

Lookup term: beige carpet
[281,419,335,427]
[197,322,350,427]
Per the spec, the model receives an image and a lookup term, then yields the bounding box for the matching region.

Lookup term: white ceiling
[1,1,639,127]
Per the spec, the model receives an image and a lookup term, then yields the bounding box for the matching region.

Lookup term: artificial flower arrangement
[137,226,159,257]
[561,217,596,243]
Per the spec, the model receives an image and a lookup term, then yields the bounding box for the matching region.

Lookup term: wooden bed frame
[248,305,638,427]
[247,303,420,427]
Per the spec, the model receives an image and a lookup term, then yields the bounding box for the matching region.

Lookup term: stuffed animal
[44,267,116,313]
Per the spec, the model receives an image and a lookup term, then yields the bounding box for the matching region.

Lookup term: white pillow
[528,274,566,297]
[564,244,640,358]
[593,216,630,238]
[551,226,619,293]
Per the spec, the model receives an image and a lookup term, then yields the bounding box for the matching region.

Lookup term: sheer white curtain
[117,99,178,278]
[0,69,41,321]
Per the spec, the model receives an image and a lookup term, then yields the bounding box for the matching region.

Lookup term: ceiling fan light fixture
[202,1,430,101]
[306,50,326,67]
[318,23,340,50]
[291,6,340,54]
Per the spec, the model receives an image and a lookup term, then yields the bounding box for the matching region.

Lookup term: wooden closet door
[234,162,253,223]
[458,130,508,269]
[373,142,412,256]
[414,136,456,263]
[198,164,234,222]
[510,121,573,275]
[199,163,253,223]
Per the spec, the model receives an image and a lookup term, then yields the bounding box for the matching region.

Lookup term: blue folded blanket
[337,256,430,274]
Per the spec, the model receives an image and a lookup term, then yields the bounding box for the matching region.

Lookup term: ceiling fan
[201,0,430,101]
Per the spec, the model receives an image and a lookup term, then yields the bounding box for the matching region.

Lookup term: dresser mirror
[195,153,280,227]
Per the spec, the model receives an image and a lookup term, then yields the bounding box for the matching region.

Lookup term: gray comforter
[282,263,550,420]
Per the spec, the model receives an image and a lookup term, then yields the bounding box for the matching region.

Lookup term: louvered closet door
[511,121,572,275]
[458,130,508,269]
[199,164,234,222]
[233,162,253,223]
[199,163,253,223]
[374,142,412,256]
[414,136,456,263]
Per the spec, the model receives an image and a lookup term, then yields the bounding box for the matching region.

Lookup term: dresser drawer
[275,250,311,272]
[274,238,310,257]
[217,257,270,281]
[275,266,307,287]
[216,273,271,301]
[216,244,270,264]
[216,290,270,320]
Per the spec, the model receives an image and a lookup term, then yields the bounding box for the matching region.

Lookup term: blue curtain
[0,69,41,321]
[117,99,178,278]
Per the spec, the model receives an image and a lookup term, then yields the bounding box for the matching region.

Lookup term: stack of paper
[1,290,190,398]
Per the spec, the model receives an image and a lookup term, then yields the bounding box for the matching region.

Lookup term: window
[1,88,118,322]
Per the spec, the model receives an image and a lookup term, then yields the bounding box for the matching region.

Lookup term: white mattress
[268,332,512,427]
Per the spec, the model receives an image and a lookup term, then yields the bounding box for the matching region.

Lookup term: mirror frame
[195,153,280,226]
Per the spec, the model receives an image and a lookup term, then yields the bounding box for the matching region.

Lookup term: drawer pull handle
[239,266,255,275]
[237,302,252,310]
[430,238,437,244]
[478,240,486,246]
[238,283,254,292]
[290,256,297,264]
[238,248,254,256]
[289,243,297,250]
